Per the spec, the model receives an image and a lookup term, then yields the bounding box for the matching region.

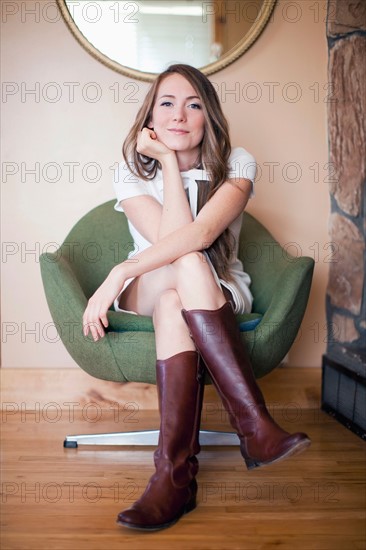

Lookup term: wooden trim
[1,367,321,411]
[1,368,159,410]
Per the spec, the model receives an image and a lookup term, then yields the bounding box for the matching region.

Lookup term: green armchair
[40,200,314,447]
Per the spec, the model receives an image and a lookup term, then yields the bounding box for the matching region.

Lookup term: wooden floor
[1,368,365,550]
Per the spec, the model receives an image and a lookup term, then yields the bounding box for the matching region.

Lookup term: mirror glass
[58,0,276,81]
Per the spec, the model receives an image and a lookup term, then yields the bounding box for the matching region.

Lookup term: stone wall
[326,0,366,369]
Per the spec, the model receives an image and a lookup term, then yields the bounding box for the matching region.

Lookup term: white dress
[112,146,256,314]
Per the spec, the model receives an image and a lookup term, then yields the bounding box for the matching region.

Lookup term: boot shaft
[154,351,205,481]
[182,303,263,404]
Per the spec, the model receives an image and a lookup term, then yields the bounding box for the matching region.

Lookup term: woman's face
[150,73,205,168]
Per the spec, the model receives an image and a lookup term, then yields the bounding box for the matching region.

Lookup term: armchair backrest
[238,213,296,314]
[60,201,132,301]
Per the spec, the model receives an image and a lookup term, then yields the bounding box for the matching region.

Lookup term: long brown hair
[122,64,234,280]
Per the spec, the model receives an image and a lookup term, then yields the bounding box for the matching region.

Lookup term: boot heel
[243,456,260,470]
[184,495,197,514]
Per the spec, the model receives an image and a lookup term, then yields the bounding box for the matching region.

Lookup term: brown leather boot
[182,302,311,470]
[117,350,204,530]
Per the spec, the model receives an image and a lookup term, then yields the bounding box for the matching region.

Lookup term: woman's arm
[119,129,193,244]
[83,177,252,341]
[158,152,193,239]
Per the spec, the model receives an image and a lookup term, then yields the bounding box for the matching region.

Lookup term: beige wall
[1,0,329,369]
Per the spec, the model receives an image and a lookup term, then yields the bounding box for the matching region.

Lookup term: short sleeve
[113,162,151,212]
[227,147,256,186]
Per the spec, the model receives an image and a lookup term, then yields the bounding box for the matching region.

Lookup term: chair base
[64,429,239,448]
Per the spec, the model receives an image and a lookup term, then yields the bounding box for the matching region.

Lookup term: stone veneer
[326,0,366,369]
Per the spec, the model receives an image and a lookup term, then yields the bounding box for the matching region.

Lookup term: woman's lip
[168,129,189,134]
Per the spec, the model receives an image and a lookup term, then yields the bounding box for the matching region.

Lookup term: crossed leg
[118,252,228,359]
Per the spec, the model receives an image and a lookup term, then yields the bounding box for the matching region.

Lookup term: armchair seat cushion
[107,310,263,334]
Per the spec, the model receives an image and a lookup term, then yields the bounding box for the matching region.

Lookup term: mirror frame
[57,0,277,82]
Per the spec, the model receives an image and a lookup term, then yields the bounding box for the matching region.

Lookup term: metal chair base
[64,429,239,448]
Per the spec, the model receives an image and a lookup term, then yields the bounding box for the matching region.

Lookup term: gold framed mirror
[57,0,277,82]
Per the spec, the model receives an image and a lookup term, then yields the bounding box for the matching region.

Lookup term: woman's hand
[82,265,126,342]
[137,127,174,163]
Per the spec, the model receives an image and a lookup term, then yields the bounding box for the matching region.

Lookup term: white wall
[1,0,329,368]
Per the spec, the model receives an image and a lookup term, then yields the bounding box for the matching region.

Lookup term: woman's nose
[173,106,185,122]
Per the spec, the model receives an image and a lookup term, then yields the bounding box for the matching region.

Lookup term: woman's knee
[153,289,183,325]
[172,251,207,277]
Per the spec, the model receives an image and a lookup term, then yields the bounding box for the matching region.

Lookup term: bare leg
[153,289,195,359]
[118,252,227,358]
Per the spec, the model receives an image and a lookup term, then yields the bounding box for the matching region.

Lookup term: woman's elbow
[192,222,214,251]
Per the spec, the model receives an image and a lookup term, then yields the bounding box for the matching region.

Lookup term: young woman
[82,64,311,531]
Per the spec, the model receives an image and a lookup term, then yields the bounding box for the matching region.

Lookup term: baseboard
[1,367,321,414]
[1,367,160,411]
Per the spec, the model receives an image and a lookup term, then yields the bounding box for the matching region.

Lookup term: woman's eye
[161,101,173,107]
[189,103,202,110]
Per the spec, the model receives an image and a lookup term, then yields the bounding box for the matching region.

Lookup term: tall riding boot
[182,302,311,470]
[117,350,204,531]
